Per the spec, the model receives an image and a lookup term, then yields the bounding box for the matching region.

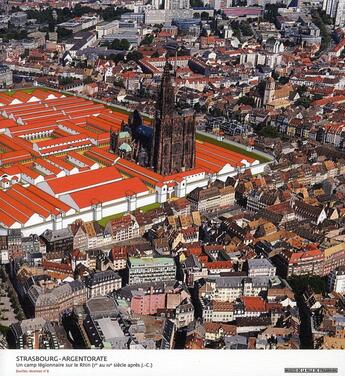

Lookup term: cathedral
[151,62,196,175]
[110,61,196,176]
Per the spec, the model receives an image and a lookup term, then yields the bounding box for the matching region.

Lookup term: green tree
[258,125,279,138]
[264,3,286,24]
[295,96,311,108]
[312,93,323,101]
[56,7,73,23]
[83,76,93,84]
[311,9,331,52]
[200,28,208,37]
[126,50,143,62]
[140,34,154,46]
[108,53,125,63]
[237,96,256,107]
[57,27,72,41]
[0,25,28,41]
[272,71,279,80]
[73,4,93,17]
[99,6,132,21]
[239,21,253,36]
[318,10,333,25]
[288,275,328,295]
[201,11,209,20]
[110,38,130,50]
[190,0,204,6]
[194,103,201,112]
[230,20,241,39]
[58,76,75,85]
[16,312,24,321]
[211,107,223,117]
[151,50,160,58]
[0,324,9,335]
[297,85,308,96]
[279,76,289,84]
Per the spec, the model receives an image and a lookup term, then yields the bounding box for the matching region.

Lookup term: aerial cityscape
[0,0,344,352]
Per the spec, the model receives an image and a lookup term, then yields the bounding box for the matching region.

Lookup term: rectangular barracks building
[0,89,266,235]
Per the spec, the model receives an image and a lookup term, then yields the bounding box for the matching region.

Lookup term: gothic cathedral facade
[151,62,196,175]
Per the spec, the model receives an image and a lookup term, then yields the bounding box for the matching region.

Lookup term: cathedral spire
[156,60,175,118]
[151,62,196,176]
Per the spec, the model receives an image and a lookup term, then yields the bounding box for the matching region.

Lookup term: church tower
[110,126,119,154]
[263,76,275,107]
[151,62,196,176]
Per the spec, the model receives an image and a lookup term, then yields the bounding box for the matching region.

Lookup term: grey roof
[183,254,201,269]
[97,317,125,340]
[208,276,270,288]
[35,280,85,307]
[27,285,43,304]
[0,64,10,73]
[11,318,56,342]
[40,228,73,242]
[85,296,118,318]
[20,317,48,332]
[248,258,275,269]
[224,334,247,348]
[86,270,121,287]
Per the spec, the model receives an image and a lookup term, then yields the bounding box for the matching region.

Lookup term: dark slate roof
[86,270,121,287]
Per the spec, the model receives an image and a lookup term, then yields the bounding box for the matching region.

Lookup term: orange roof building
[0,88,265,236]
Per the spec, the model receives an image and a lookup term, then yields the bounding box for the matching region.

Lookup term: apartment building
[199,276,271,302]
[127,256,176,285]
[187,182,235,214]
[275,249,324,278]
[86,270,122,298]
[105,214,140,242]
[328,266,345,293]
[28,280,87,321]
[248,258,276,277]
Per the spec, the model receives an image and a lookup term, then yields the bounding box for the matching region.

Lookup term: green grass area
[2,87,38,96]
[196,132,271,163]
[98,212,125,227]
[105,104,131,116]
[288,275,328,296]
[140,202,161,213]
[0,324,9,335]
[106,104,152,123]
[22,88,39,94]
[98,202,161,227]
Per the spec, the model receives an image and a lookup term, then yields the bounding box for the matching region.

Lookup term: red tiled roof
[312,95,345,106]
[289,249,323,264]
[68,177,148,209]
[41,166,122,195]
[202,260,232,269]
[241,296,267,312]
[204,322,236,335]
[42,259,73,273]
[67,151,98,167]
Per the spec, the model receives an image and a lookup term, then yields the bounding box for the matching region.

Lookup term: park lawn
[140,202,161,213]
[196,132,271,163]
[22,88,43,94]
[98,203,161,227]
[3,87,37,96]
[3,87,63,97]
[105,104,131,116]
[98,212,125,227]
[106,104,152,123]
